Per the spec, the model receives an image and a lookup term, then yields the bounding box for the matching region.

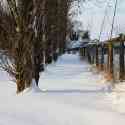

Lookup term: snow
[67,39,89,49]
[0,53,125,125]
[105,82,125,114]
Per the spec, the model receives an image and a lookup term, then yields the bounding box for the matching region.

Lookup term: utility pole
[99,1,110,70]
[108,0,118,80]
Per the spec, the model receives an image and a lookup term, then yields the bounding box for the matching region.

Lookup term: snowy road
[40,53,108,91]
[0,53,125,125]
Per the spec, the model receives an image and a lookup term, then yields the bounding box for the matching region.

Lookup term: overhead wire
[98,0,110,42]
[109,0,118,39]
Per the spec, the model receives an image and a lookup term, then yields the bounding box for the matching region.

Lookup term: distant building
[66,30,91,51]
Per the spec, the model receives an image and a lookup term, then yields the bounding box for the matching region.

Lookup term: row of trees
[0,0,73,93]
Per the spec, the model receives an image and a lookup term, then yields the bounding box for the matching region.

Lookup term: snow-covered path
[0,53,125,125]
[40,53,105,91]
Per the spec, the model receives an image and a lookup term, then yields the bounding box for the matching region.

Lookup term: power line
[98,0,110,42]
[110,0,118,39]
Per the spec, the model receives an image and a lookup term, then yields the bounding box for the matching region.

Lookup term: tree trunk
[15,57,25,93]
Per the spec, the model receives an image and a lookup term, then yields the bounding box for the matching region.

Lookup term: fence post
[108,42,113,80]
[101,44,104,70]
[96,44,99,67]
[119,41,124,81]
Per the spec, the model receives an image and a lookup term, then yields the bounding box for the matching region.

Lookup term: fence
[79,34,125,82]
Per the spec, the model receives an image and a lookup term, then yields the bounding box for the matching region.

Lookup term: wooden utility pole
[108,0,118,80]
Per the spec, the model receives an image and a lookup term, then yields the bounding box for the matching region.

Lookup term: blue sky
[73,0,125,40]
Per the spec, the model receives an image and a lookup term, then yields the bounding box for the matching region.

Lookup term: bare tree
[0,0,73,93]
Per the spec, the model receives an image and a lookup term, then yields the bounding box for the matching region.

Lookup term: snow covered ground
[0,53,125,125]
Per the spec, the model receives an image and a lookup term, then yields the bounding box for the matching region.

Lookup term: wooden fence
[79,34,125,82]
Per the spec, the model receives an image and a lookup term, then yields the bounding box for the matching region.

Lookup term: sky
[1,0,124,41]
[71,0,125,41]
